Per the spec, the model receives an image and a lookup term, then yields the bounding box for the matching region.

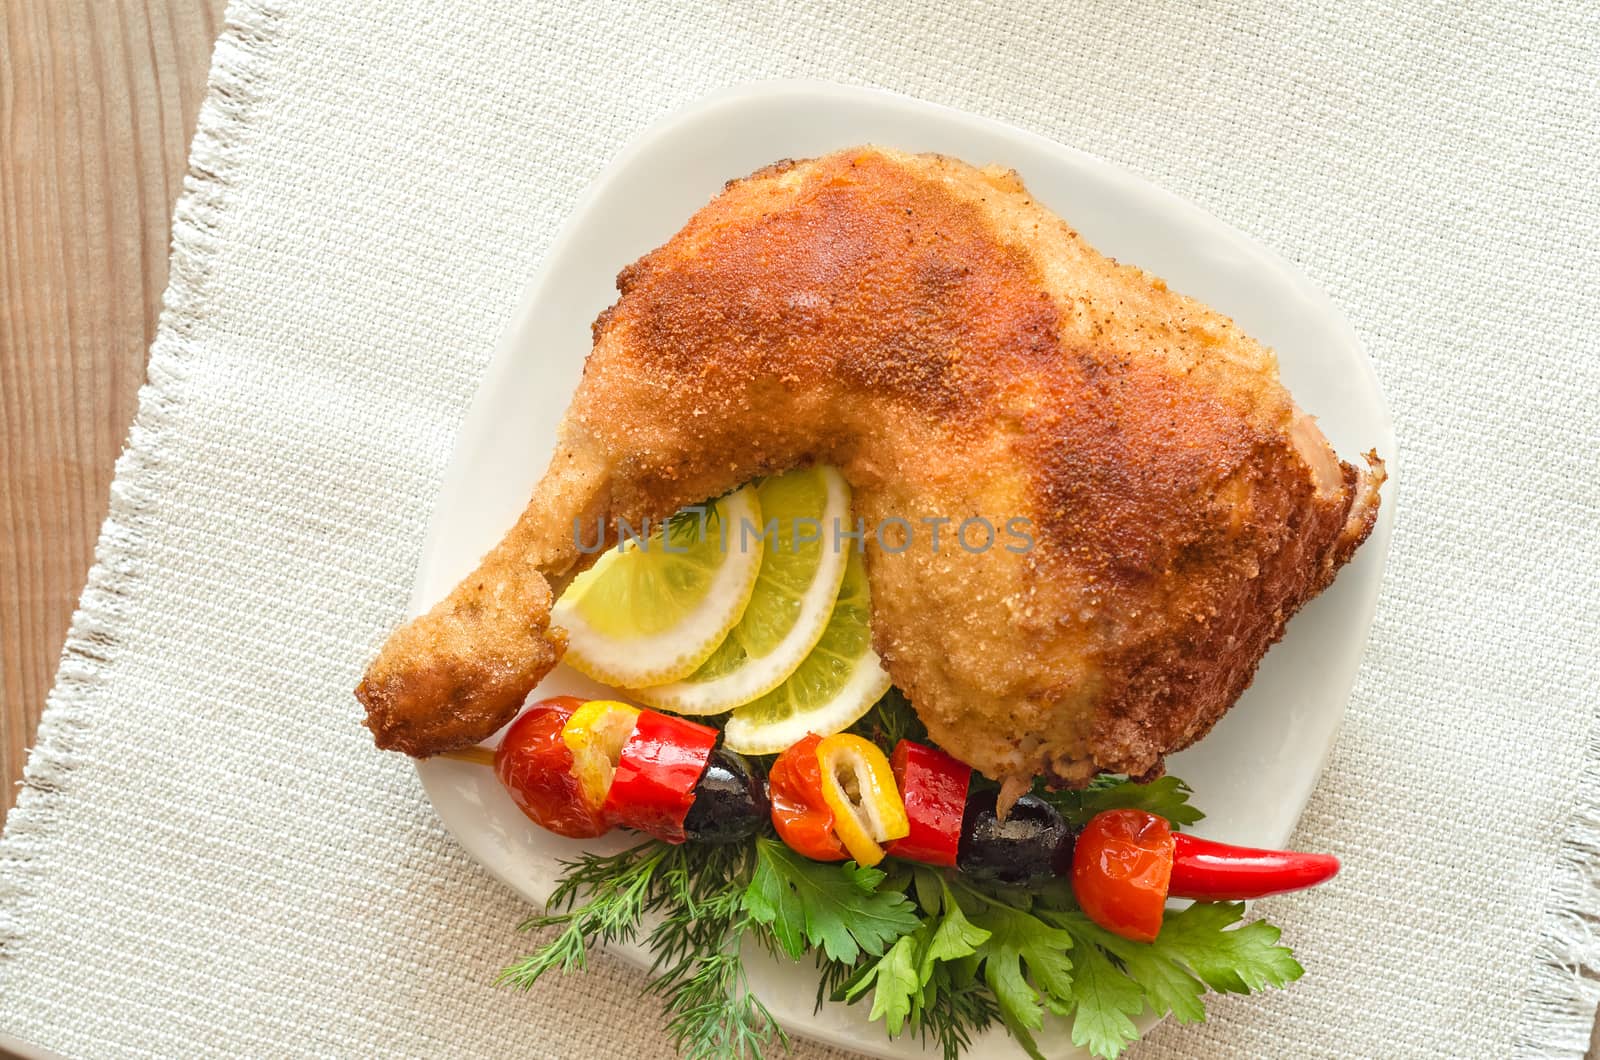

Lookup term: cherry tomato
[494,697,608,838]
[768,733,847,861]
[1072,809,1174,943]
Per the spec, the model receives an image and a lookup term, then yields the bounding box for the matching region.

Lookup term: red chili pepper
[768,733,848,861]
[884,741,970,868]
[602,709,719,844]
[494,697,609,839]
[1074,808,1341,943]
[1169,832,1340,901]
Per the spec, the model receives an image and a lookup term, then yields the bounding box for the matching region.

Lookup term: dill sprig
[500,840,786,1059]
[649,908,785,1060]
[645,842,786,1059]
[915,960,1002,1060]
[498,843,671,986]
[813,950,859,1016]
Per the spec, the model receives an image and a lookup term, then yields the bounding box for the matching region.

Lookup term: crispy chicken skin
[357,147,1384,788]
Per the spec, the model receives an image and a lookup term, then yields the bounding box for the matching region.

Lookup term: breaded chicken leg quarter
[357,147,1384,792]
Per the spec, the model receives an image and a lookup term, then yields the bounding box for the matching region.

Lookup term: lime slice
[722,547,891,755]
[633,466,852,715]
[553,486,763,687]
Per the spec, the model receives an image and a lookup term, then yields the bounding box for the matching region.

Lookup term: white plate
[411,80,1395,1059]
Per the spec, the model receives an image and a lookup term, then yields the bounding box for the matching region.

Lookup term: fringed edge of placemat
[0,0,289,958]
[1516,724,1600,1058]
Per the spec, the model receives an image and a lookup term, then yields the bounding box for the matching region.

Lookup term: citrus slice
[553,486,763,687]
[632,466,852,715]
[722,547,891,755]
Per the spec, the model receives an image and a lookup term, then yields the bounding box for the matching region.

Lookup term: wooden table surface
[1,0,227,825]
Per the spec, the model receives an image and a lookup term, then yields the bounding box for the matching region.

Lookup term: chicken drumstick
[357,147,1383,791]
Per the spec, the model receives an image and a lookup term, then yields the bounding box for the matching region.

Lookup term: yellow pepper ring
[815,734,911,867]
[561,699,642,811]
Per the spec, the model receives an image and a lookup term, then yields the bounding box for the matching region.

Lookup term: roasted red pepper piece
[602,709,719,844]
[494,696,609,839]
[768,733,848,861]
[1168,832,1340,901]
[885,740,970,868]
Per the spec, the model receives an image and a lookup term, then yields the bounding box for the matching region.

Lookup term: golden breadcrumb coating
[357,147,1384,788]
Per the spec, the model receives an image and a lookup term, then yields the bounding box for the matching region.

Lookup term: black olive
[956,791,1074,886]
[683,748,767,844]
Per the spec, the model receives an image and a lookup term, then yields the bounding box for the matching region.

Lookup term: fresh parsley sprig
[1039,773,1205,832]
[745,837,921,964]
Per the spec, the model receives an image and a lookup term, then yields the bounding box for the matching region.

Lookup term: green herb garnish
[1039,773,1206,832]
[499,694,1304,1060]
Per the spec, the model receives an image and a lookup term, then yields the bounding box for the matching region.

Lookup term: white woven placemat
[3,2,1597,1057]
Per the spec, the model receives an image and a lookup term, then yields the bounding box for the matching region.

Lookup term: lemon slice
[722,547,891,755]
[554,486,763,687]
[633,466,852,715]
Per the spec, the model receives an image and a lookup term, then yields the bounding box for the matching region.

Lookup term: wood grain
[1,0,226,824]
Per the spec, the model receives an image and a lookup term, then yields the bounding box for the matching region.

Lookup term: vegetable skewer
[459,697,1340,943]
[483,696,764,843]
